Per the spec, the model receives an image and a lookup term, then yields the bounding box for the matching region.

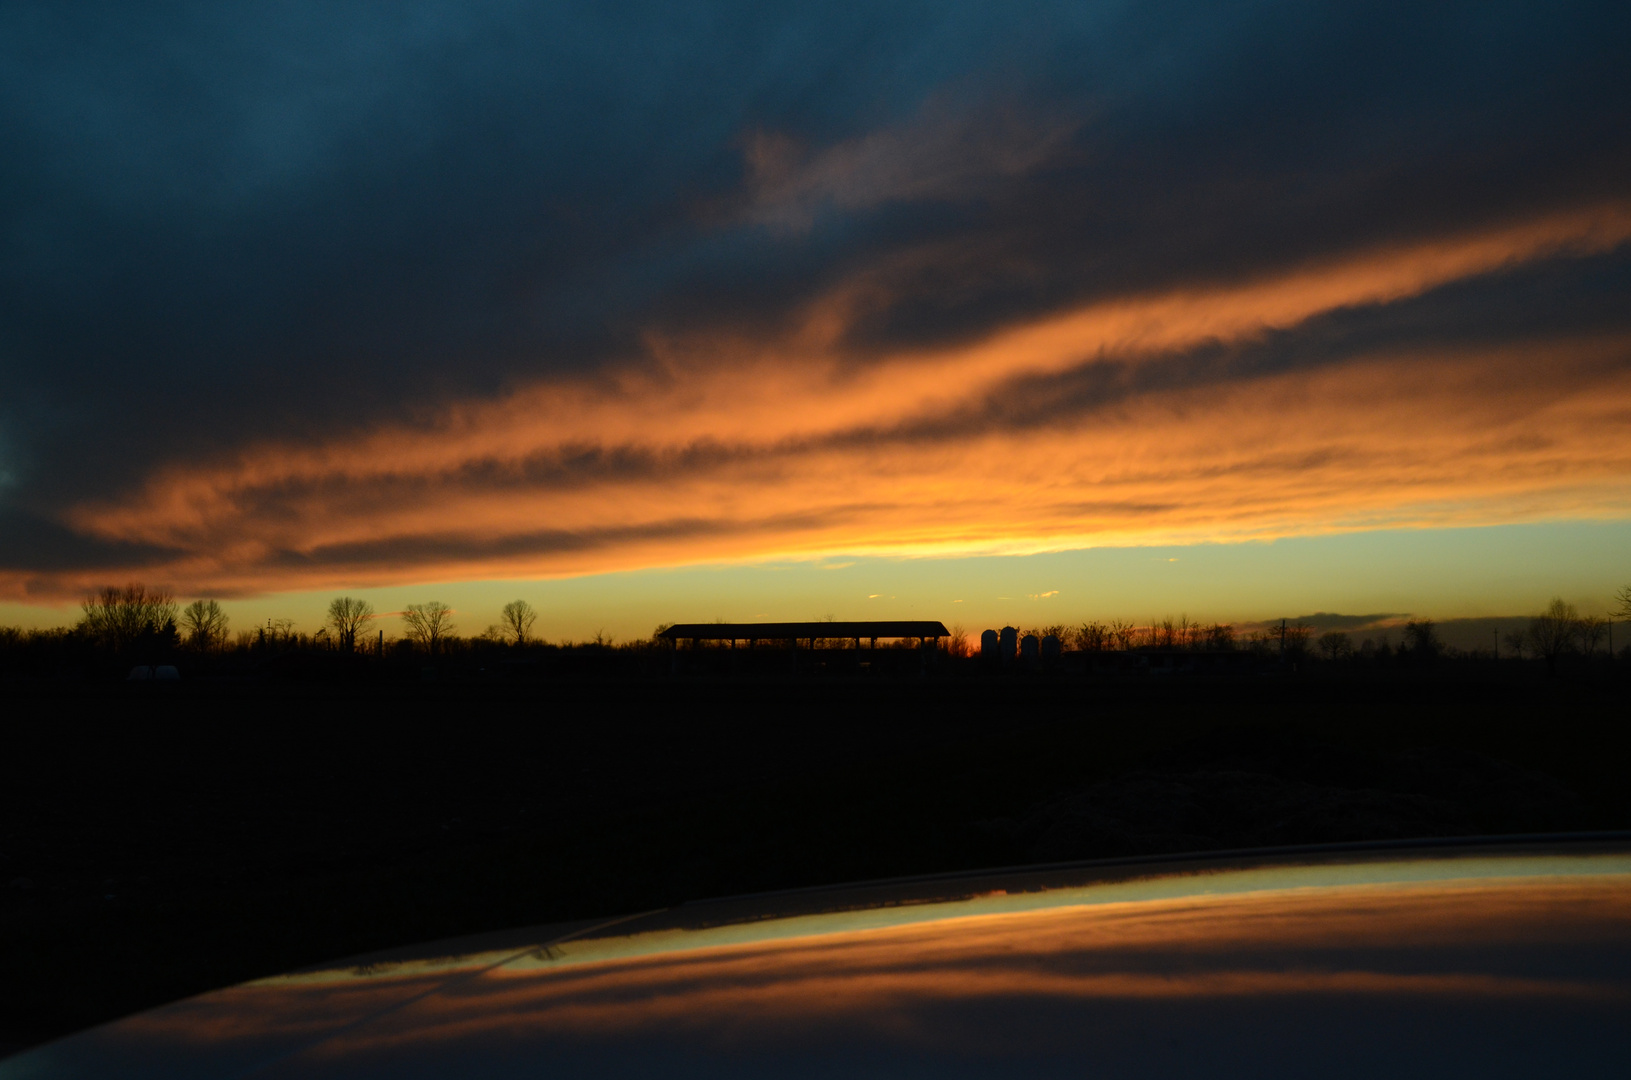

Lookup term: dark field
[3,670,1628,1056]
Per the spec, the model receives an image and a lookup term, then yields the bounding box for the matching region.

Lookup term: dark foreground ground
[3,669,1628,1055]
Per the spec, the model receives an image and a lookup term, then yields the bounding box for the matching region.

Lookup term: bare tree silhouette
[181,599,229,650]
[1282,622,1313,659]
[1154,616,1178,649]
[1176,614,1198,649]
[1317,631,1353,660]
[1109,619,1137,651]
[1610,585,1630,658]
[1578,615,1607,656]
[1403,619,1441,661]
[1076,621,1110,651]
[80,584,178,652]
[1526,598,1581,675]
[501,599,537,645]
[327,597,375,652]
[403,602,455,655]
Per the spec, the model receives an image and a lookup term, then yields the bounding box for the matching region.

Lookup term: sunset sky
[2,2,1628,640]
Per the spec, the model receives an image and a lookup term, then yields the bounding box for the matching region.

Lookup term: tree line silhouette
[0,588,559,679]
[0,583,1626,680]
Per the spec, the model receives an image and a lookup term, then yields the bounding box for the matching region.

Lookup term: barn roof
[659,621,950,641]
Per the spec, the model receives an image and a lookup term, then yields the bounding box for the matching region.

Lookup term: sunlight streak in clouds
[13,202,1631,599]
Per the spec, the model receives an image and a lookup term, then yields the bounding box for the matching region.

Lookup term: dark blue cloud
[1,1,1628,576]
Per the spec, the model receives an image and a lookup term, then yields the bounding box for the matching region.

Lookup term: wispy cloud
[740,100,1080,232]
[1247,613,1404,632]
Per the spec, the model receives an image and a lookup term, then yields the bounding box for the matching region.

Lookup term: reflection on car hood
[7,839,1630,1078]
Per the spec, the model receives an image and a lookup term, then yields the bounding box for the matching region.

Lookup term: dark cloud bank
[2,1,1629,580]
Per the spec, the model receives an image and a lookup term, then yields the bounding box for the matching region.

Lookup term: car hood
[6,838,1630,1078]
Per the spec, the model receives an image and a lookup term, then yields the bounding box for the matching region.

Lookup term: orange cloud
[13,201,1631,600]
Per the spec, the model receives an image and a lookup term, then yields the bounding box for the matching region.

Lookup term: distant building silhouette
[980,629,1000,662]
[658,620,951,675]
[658,621,949,647]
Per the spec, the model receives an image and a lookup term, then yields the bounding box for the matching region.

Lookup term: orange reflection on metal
[14,854,1630,1078]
